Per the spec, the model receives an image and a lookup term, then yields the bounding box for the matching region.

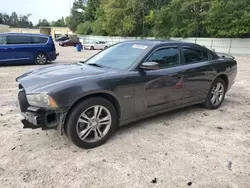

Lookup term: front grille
[18,89,29,112]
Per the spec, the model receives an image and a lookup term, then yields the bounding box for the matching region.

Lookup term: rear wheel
[90,46,94,50]
[34,52,48,65]
[65,97,117,149]
[203,78,226,109]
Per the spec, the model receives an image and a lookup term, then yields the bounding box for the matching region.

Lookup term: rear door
[180,45,216,103]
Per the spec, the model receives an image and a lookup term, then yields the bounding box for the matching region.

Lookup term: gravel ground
[0,45,249,188]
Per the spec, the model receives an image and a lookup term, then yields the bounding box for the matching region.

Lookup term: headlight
[26,93,58,108]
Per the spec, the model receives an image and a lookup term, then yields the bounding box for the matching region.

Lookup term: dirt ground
[0,45,249,188]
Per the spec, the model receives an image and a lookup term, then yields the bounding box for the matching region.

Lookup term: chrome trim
[0,57,30,62]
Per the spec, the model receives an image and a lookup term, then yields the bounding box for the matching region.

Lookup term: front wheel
[34,53,48,65]
[65,97,117,149]
[203,78,226,109]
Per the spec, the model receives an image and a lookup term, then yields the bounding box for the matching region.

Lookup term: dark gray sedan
[17,40,237,148]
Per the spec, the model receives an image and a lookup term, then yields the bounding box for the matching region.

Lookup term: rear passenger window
[147,47,180,69]
[31,37,48,44]
[7,36,31,44]
[183,47,209,64]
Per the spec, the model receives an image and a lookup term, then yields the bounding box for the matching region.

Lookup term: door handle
[176,74,182,79]
[169,73,182,78]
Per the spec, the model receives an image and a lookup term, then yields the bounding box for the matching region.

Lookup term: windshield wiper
[87,63,104,68]
[76,62,84,66]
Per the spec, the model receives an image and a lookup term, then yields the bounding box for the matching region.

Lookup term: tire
[90,46,94,50]
[104,46,108,49]
[63,44,67,47]
[34,52,48,65]
[203,78,226,109]
[65,97,117,149]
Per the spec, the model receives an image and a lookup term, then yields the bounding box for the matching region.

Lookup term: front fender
[49,82,119,109]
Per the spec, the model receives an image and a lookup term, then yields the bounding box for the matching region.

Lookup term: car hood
[16,63,113,93]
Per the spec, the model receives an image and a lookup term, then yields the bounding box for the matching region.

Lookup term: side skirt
[119,99,205,126]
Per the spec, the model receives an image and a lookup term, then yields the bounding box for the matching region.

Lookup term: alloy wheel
[76,105,112,143]
[210,82,224,106]
[36,54,47,64]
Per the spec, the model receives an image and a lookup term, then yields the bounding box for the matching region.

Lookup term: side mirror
[140,62,159,70]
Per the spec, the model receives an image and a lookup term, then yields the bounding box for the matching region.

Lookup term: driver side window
[147,47,180,69]
[0,36,7,45]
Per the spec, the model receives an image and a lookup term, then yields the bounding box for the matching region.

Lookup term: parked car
[17,40,237,149]
[83,41,110,50]
[0,33,58,65]
[55,36,69,42]
[59,39,81,47]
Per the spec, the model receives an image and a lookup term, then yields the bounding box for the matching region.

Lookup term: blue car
[0,33,58,65]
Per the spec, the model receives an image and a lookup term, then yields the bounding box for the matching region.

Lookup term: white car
[83,41,110,50]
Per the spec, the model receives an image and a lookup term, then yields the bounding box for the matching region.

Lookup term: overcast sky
[0,0,74,24]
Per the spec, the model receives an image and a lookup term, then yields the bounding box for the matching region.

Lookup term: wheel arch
[215,74,229,90]
[34,51,49,64]
[63,92,121,131]
[34,51,48,59]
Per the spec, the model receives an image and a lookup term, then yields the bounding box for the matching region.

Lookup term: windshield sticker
[132,44,148,50]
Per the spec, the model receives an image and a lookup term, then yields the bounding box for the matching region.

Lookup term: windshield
[85,43,148,70]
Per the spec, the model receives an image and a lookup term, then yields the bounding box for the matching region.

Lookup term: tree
[84,0,101,21]
[9,12,19,27]
[0,12,33,27]
[150,7,172,38]
[68,0,86,32]
[94,0,172,37]
[0,13,10,25]
[91,5,108,35]
[51,17,66,27]
[204,0,250,38]
[36,19,50,27]
[18,14,33,28]
[2,0,250,38]
[97,0,146,36]
[65,16,70,27]
[76,21,92,35]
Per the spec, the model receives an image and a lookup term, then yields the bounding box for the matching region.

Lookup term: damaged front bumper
[20,106,63,130]
[18,89,66,131]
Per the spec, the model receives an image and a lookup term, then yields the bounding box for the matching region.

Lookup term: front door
[0,35,10,63]
[133,46,184,115]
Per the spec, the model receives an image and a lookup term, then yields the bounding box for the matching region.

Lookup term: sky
[0,0,74,24]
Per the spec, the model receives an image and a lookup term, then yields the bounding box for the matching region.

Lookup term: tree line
[0,12,68,28]
[67,0,250,38]
[1,0,250,38]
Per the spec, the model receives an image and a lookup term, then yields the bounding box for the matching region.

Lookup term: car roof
[120,39,211,51]
[121,39,190,46]
[0,33,50,37]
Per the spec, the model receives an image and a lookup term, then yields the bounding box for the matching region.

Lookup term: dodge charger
[16,40,237,149]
